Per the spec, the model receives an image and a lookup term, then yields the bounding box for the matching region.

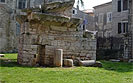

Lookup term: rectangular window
[98,13,103,23]
[18,0,26,9]
[118,0,121,12]
[0,0,5,3]
[107,12,112,23]
[126,23,128,32]
[118,22,128,34]
[72,9,77,15]
[123,0,128,11]
[123,22,128,33]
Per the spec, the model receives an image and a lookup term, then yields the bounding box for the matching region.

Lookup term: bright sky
[74,0,112,10]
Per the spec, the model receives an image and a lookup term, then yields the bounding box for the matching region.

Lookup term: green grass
[0,54,133,83]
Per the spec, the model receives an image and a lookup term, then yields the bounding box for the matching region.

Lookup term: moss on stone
[16,15,27,23]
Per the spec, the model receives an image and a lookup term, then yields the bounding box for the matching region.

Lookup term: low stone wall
[17,12,96,66]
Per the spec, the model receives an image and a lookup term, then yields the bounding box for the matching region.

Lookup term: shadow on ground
[0,58,133,72]
[100,60,133,72]
[0,59,34,68]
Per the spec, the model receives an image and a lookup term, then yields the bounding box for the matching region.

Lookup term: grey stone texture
[0,1,18,53]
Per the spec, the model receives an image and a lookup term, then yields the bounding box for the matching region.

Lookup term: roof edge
[93,1,112,9]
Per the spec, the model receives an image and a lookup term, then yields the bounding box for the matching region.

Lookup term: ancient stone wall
[17,12,96,66]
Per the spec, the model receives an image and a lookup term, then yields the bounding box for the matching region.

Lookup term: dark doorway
[38,45,46,66]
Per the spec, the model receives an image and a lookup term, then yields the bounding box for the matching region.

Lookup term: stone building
[94,0,129,38]
[72,7,95,31]
[124,0,133,60]
[93,2,112,38]
[17,0,97,66]
[112,0,129,37]
[0,0,18,53]
[94,0,133,61]
[112,0,131,60]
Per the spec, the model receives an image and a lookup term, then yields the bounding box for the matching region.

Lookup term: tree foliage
[77,0,84,7]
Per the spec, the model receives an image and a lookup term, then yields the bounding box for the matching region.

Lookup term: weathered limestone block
[0,54,5,57]
[63,59,73,67]
[54,49,63,67]
[42,0,75,17]
[79,60,96,67]
[50,26,68,31]
[83,31,95,39]
[45,46,55,55]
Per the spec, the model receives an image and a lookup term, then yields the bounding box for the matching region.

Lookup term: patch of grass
[0,54,133,83]
[3,53,17,60]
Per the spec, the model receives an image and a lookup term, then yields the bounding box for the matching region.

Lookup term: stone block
[50,26,67,31]
[79,60,96,67]
[128,59,133,63]
[31,45,38,49]
[45,46,55,55]
[0,54,5,57]
[63,59,73,67]
[54,49,63,67]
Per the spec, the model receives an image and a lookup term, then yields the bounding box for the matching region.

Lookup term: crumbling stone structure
[17,0,96,66]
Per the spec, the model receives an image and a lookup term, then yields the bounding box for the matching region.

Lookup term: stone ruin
[17,0,97,67]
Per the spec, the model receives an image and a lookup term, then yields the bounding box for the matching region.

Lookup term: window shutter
[123,0,128,10]
[123,23,126,33]
[126,23,128,32]
[118,0,121,12]
[118,23,121,34]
